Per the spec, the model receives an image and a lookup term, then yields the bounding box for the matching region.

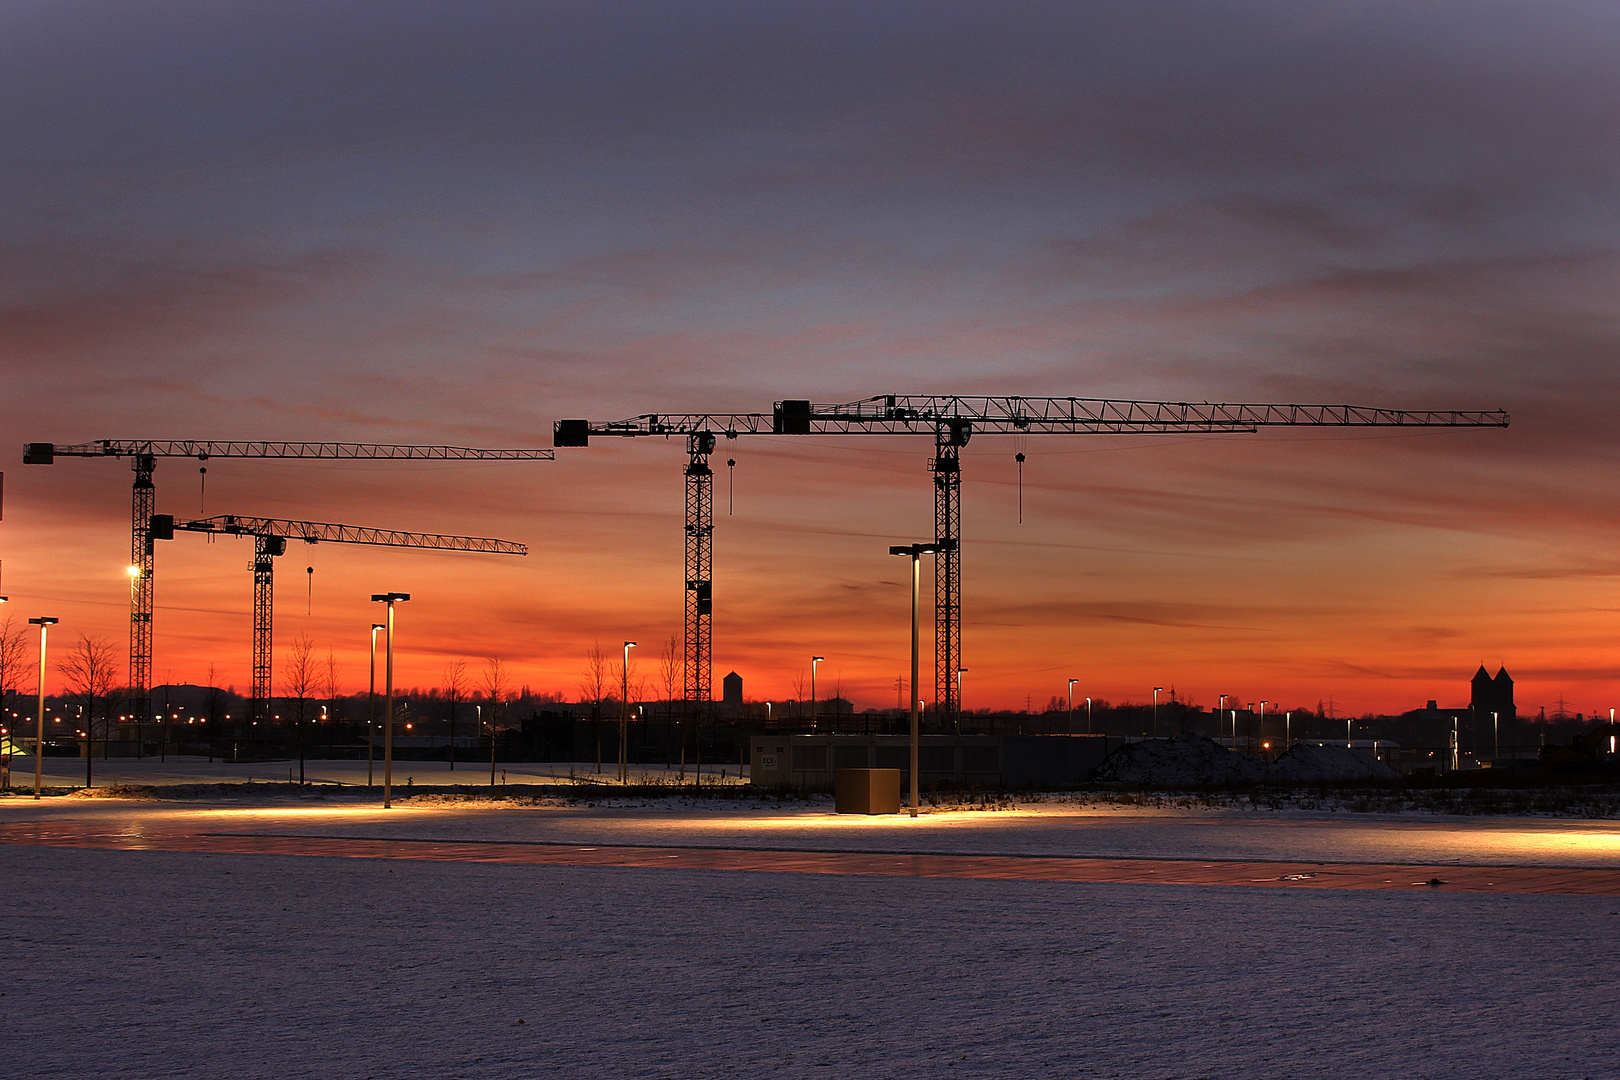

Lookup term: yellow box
[835,768,902,814]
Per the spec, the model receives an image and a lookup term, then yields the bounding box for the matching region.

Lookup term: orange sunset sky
[3,2,1618,717]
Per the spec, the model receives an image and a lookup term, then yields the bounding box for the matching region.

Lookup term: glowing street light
[370,593,409,808]
[368,623,384,786]
[1085,696,1093,735]
[956,668,967,733]
[621,641,637,783]
[1258,701,1268,755]
[810,656,824,730]
[1068,679,1079,734]
[28,617,58,800]
[1152,687,1163,738]
[890,540,951,818]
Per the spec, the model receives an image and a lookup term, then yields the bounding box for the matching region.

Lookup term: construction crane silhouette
[556,396,1509,726]
[22,440,552,731]
[151,513,527,734]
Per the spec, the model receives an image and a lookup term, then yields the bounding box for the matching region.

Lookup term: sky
[3,0,1619,716]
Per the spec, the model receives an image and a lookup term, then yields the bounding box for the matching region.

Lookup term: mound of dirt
[1094,732,1270,786]
[1271,743,1399,782]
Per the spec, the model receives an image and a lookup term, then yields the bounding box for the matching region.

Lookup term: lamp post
[370,593,409,808]
[1151,687,1163,738]
[1085,696,1092,735]
[621,641,637,784]
[955,668,967,734]
[810,656,824,730]
[1067,679,1078,734]
[28,618,57,800]
[368,623,383,787]
[1493,710,1499,760]
[476,703,487,786]
[1218,694,1228,744]
[890,541,950,818]
[1285,710,1292,751]
[1258,701,1268,756]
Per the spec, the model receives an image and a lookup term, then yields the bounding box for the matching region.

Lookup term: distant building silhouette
[1470,665,1515,722]
[722,671,743,712]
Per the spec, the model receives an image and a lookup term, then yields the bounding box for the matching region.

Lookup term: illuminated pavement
[4,799,1620,895]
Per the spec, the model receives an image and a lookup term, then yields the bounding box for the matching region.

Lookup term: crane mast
[24,439,551,733]
[155,513,526,740]
[558,396,1508,728]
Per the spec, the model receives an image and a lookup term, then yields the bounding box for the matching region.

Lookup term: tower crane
[556,396,1509,726]
[22,440,552,730]
[152,513,527,732]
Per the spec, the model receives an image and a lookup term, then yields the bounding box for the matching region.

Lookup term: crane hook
[1015,452,1026,524]
[727,458,736,516]
[306,565,314,615]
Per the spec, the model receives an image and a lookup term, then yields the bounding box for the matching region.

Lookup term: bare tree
[283,634,318,783]
[617,646,638,707]
[790,670,809,719]
[59,634,118,786]
[578,642,608,710]
[658,635,680,716]
[0,616,29,730]
[444,657,469,771]
[482,657,509,726]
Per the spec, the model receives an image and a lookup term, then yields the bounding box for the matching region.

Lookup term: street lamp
[1085,696,1093,735]
[1218,694,1228,743]
[1152,687,1163,738]
[1258,700,1268,755]
[368,623,384,787]
[810,656,824,730]
[890,540,952,818]
[370,593,409,808]
[1067,679,1078,734]
[621,641,637,783]
[956,668,967,733]
[28,617,57,800]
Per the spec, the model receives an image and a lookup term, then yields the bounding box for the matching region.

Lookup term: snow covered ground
[3,797,1619,1077]
[3,838,1618,1079]
[8,754,746,788]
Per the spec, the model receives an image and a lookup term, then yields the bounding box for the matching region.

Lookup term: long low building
[749,733,1120,790]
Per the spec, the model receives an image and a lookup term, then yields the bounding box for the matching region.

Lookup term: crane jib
[154,515,527,556]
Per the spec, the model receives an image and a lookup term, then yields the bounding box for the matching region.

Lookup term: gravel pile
[1271,743,1399,782]
[1094,733,1270,786]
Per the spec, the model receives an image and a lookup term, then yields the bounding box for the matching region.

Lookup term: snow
[2,835,1618,1079]
[9,754,747,789]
